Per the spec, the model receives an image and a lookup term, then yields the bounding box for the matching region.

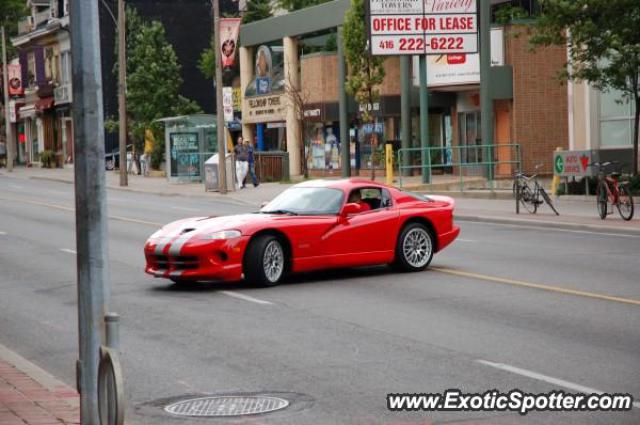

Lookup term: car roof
[293,178,393,191]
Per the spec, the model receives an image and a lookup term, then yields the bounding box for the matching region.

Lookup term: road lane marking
[0,196,163,227]
[432,266,640,307]
[477,359,640,409]
[472,221,640,238]
[456,238,477,242]
[171,206,199,212]
[60,248,77,255]
[220,290,273,305]
[0,231,6,235]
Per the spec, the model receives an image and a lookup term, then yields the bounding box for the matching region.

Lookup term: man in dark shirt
[234,137,249,189]
[245,138,259,187]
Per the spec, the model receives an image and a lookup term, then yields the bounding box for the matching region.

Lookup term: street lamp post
[118,0,127,186]
[2,26,14,172]
[212,0,227,193]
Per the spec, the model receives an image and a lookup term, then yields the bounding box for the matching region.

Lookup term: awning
[35,97,55,112]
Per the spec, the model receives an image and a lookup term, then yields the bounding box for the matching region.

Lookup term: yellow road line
[432,266,640,307]
[0,196,163,227]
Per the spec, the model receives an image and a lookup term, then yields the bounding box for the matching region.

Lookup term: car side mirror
[341,202,361,217]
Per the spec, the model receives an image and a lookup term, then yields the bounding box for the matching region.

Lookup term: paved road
[0,176,638,425]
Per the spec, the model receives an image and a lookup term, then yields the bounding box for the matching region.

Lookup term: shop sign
[553,150,595,177]
[8,64,24,96]
[169,132,200,178]
[220,18,241,68]
[368,0,478,56]
[243,94,287,124]
[9,100,18,123]
[232,87,242,112]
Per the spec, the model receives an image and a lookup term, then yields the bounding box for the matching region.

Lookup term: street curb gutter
[455,214,640,236]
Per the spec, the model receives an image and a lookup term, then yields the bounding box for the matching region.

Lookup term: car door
[323,187,399,267]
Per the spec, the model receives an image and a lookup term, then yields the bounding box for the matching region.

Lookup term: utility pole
[2,26,14,172]
[213,0,227,193]
[69,1,111,423]
[480,0,493,180]
[118,0,127,186]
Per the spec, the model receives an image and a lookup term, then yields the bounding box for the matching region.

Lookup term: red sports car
[144,179,459,286]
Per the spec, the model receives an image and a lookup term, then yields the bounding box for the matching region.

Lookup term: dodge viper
[144,179,459,286]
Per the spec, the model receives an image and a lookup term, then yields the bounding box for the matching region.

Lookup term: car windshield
[261,187,344,215]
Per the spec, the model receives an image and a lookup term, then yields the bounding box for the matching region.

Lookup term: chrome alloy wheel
[263,240,284,283]
[402,227,432,268]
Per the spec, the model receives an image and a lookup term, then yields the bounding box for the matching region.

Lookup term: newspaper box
[204,153,235,191]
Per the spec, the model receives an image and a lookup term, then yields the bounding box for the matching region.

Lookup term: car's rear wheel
[392,223,434,272]
[244,235,286,286]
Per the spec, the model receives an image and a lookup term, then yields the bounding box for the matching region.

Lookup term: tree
[0,0,28,57]
[532,0,640,175]
[243,0,272,23]
[343,0,385,179]
[107,9,202,169]
[277,0,330,12]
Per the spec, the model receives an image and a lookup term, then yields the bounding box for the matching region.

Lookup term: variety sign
[368,0,477,56]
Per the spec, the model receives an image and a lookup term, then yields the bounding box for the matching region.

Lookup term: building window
[599,90,635,148]
[60,51,71,84]
[27,52,36,88]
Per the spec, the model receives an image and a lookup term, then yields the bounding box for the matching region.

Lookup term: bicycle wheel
[596,181,608,220]
[520,185,537,214]
[540,188,560,216]
[616,185,634,221]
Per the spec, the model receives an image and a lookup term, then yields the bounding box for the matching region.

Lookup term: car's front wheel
[244,235,286,286]
[392,223,434,272]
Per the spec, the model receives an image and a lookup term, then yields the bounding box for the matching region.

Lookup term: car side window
[381,189,392,208]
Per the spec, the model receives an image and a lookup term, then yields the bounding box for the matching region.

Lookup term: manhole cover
[164,395,289,417]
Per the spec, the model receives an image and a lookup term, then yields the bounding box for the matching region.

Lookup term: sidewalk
[0,343,79,425]
[2,166,639,234]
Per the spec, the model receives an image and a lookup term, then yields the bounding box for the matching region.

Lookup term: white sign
[8,100,17,123]
[368,0,477,56]
[222,87,234,122]
[410,27,504,87]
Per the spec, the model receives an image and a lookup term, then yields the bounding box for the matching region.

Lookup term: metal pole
[69,1,111,423]
[118,0,127,186]
[213,0,227,193]
[419,55,430,184]
[2,26,14,172]
[480,0,493,181]
[400,56,410,177]
[105,313,120,350]
[337,26,350,178]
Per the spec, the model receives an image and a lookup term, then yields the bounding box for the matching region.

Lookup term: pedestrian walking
[234,136,249,189]
[246,137,259,187]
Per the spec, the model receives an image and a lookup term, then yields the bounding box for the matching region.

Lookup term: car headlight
[200,230,242,240]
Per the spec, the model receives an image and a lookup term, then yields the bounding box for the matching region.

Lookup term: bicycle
[590,162,634,221]
[514,164,559,215]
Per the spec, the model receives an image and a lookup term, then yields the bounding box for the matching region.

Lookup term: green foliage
[494,4,530,25]
[198,42,216,80]
[243,0,272,23]
[0,0,28,57]
[110,8,202,168]
[39,150,56,168]
[343,0,385,124]
[323,32,337,52]
[277,0,329,12]
[531,0,640,174]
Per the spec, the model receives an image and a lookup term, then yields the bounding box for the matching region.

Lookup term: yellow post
[551,146,562,196]
[385,143,394,186]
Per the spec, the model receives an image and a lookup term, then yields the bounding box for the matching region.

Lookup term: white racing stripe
[219,290,273,305]
[59,248,77,255]
[477,359,640,409]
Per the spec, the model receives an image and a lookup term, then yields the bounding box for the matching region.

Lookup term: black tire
[540,188,559,216]
[596,181,608,220]
[520,185,537,214]
[391,223,434,272]
[244,234,286,286]
[616,185,634,221]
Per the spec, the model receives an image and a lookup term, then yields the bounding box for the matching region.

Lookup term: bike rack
[98,313,125,425]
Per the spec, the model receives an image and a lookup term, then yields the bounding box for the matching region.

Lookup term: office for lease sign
[368,0,478,56]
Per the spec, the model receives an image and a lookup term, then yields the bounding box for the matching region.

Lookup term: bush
[627,174,640,195]
[40,150,56,168]
[556,175,640,196]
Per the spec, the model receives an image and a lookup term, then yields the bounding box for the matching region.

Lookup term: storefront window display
[359,122,385,169]
[306,124,341,170]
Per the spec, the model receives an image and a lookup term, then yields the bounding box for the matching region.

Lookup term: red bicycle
[591,162,634,221]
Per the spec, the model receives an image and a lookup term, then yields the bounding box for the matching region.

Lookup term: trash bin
[204,153,235,191]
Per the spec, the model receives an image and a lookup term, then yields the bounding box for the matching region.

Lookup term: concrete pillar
[239,46,254,143]
[284,36,301,177]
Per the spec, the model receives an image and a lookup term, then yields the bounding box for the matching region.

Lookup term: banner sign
[368,0,478,56]
[8,64,24,96]
[222,87,234,122]
[220,18,241,68]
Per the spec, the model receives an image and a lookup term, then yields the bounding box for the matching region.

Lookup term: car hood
[150,213,320,239]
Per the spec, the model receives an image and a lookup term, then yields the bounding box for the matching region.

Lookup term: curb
[455,214,640,236]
